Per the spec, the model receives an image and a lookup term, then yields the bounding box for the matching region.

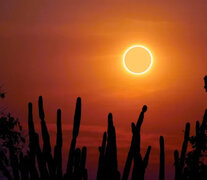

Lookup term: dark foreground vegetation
[0,77,207,180]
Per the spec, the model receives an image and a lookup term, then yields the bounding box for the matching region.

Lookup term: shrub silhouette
[0,114,25,180]
[184,110,207,180]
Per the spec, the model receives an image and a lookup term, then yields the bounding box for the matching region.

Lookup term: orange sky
[0,1,207,179]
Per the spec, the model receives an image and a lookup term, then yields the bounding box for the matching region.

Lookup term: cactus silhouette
[38,96,55,178]
[184,109,207,180]
[122,105,151,180]
[174,122,190,180]
[159,136,165,180]
[1,94,206,180]
[97,132,107,180]
[54,109,63,179]
[64,97,88,180]
[173,108,207,180]
[204,75,207,92]
[24,96,88,180]
[28,102,49,179]
[80,146,88,180]
[97,113,120,180]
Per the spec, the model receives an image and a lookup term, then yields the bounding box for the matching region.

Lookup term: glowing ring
[123,45,153,75]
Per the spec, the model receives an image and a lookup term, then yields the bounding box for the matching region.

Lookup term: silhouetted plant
[0,86,5,99]
[0,88,206,180]
[54,109,62,179]
[65,97,88,180]
[28,102,48,179]
[159,136,165,180]
[38,96,55,178]
[97,113,120,180]
[174,122,190,180]
[173,107,207,180]
[184,110,207,180]
[0,96,88,180]
[122,105,151,180]
[0,113,25,180]
[204,75,207,92]
[97,131,106,180]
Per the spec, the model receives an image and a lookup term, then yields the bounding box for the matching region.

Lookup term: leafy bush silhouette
[174,110,207,180]
[185,110,207,180]
[0,114,25,180]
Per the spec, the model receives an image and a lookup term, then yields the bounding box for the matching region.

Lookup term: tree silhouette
[0,114,25,180]
[0,86,5,99]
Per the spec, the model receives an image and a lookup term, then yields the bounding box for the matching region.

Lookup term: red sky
[0,1,207,179]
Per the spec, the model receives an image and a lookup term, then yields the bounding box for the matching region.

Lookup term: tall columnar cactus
[80,146,88,180]
[200,109,207,145]
[105,113,120,180]
[122,105,151,180]
[65,97,88,180]
[54,109,63,179]
[204,75,207,92]
[174,122,190,180]
[38,96,55,177]
[73,97,81,139]
[97,132,107,180]
[97,113,120,180]
[66,97,81,177]
[159,136,165,180]
[28,102,44,179]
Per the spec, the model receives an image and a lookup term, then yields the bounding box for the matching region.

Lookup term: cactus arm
[122,106,148,180]
[174,150,180,180]
[38,96,55,177]
[73,97,81,139]
[66,97,81,177]
[136,105,147,129]
[144,145,152,168]
[38,96,51,153]
[79,147,87,180]
[180,123,190,168]
[54,109,62,178]
[159,136,165,180]
[97,132,107,180]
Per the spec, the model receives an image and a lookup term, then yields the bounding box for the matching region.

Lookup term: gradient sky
[0,1,207,179]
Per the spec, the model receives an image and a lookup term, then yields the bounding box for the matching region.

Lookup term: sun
[123,45,153,75]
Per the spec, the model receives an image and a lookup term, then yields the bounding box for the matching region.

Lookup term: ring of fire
[123,45,153,75]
